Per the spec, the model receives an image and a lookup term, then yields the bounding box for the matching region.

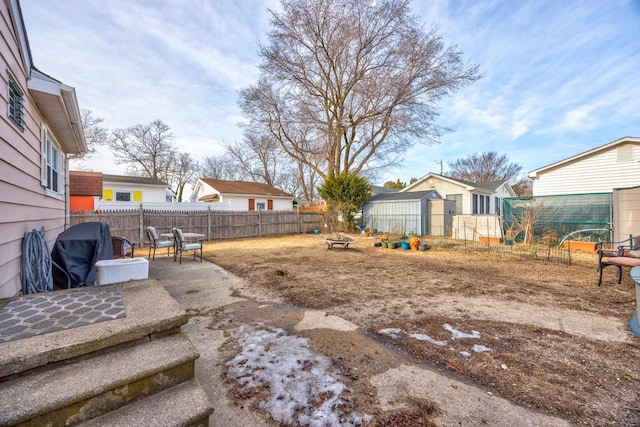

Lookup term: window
[472,194,491,214]
[7,74,24,130]
[115,192,131,201]
[495,197,501,216]
[256,202,266,210]
[41,128,62,194]
[446,194,462,215]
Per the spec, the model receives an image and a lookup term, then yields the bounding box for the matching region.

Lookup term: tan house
[1,0,86,298]
[401,173,515,216]
[189,178,294,211]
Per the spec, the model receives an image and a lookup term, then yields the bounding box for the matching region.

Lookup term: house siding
[102,182,167,203]
[407,176,509,215]
[193,181,293,211]
[612,186,640,243]
[532,142,640,196]
[0,1,74,298]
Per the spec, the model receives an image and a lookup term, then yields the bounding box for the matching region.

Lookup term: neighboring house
[101,174,169,204]
[527,136,640,196]
[371,185,400,196]
[69,172,171,210]
[400,173,515,216]
[363,190,448,236]
[1,0,87,297]
[190,178,294,210]
[69,171,102,211]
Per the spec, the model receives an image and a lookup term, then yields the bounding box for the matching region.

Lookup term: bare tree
[201,155,245,181]
[164,152,200,202]
[447,151,522,183]
[511,176,533,196]
[78,109,108,158]
[224,132,285,187]
[239,0,479,181]
[106,119,176,180]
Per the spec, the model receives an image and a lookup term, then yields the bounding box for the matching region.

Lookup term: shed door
[248,199,255,210]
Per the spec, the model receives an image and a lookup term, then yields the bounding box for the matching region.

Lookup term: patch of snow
[459,351,472,358]
[444,323,481,340]
[472,344,492,353]
[378,328,403,339]
[408,333,447,346]
[227,324,368,426]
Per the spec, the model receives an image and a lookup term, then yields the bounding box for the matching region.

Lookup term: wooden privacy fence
[70,208,324,246]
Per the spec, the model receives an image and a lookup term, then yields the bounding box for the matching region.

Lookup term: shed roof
[199,178,292,197]
[366,190,440,202]
[102,174,167,187]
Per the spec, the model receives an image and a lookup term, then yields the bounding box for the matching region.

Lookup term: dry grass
[203,234,640,426]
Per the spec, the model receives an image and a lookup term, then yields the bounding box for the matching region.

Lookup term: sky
[19,0,640,188]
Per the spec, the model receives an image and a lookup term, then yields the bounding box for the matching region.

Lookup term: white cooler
[95,258,149,285]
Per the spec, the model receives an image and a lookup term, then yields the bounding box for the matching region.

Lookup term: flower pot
[401,241,410,250]
[387,242,396,249]
[381,241,388,248]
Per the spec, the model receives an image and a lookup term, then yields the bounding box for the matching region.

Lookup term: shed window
[115,191,131,201]
[7,74,24,130]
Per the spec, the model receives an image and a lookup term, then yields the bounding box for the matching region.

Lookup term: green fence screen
[502,193,612,242]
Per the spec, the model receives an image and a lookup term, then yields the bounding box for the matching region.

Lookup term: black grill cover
[52,222,114,289]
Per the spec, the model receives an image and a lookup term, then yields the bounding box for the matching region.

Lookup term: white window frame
[7,73,25,130]
[256,202,266,210]
[40,126,63,198]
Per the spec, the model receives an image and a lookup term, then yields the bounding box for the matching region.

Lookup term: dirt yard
[201,234,640,426]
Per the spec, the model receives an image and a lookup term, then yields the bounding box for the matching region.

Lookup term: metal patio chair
[146,226,174,260]
[172,228,203,264]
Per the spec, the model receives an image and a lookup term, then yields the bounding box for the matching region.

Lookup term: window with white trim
[41,127,63,195]
[7,74,24,130]
[472,194,491,214]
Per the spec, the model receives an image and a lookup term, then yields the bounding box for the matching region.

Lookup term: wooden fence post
[207,205,212,241]
[258,209,262,237]
[139,204,144,247]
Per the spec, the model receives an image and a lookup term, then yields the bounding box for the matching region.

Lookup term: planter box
[479,237,501,245]
[95,258,149,285]
[562,241,596,252]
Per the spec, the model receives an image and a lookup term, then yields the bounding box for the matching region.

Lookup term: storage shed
[363,190,443,236]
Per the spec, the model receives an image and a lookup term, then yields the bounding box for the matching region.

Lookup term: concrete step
[79,380,213,427]
[0,332,199,426]
[0,280,188,379]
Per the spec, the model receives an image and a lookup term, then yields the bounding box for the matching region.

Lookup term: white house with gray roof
[400,173,515,216]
